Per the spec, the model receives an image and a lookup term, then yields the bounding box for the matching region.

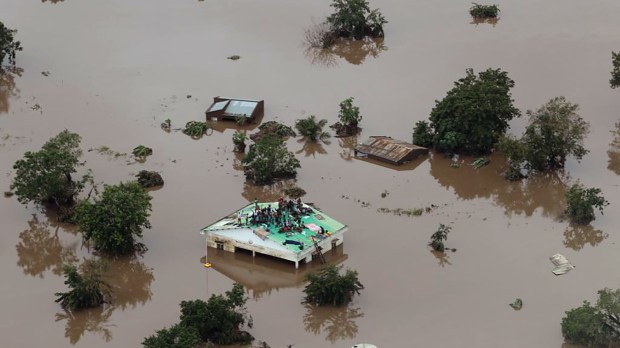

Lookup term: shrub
[295,115,330,142]
[469,3,499,19]
[54,259,111,311]
[336,97,363,136]
[242,136,301,185]
[250,121,296,141]
[232,131,247,153]
[132,145,153,158]
[611,51,620,89]
[0,21,22,65]
[429,224,451,252]
[303,265,364,306]
[183,121,208,138]
[326,0,387,40]
[564,183,609,224]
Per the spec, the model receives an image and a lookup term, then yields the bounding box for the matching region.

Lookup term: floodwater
[1,0,619,347]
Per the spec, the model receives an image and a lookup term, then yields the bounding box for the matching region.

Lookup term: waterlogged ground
[1,0,620,347]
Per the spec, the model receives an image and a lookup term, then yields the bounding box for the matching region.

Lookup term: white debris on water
[550,253,575,275]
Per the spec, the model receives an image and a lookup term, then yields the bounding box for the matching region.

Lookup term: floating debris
[30,103,42,111]
[381,190,389,198]
[41,71,50,77]
[471,157,490,169]
[227,55,241,60]
[450,162,461,169]
[4,191,14,198]
[550,253,575,275]
[509,298,523,310]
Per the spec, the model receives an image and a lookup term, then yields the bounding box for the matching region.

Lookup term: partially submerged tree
[611,51,620,89]
[327,0,387,40]
[469,3,499,19]
[242,136,301,185]
[500,97,589,178]
[232,130,247,153]
[11,130,92,208]
[303,265,364,306]
[136,170,164,188]
[332,97,362,136]
[55,259,111,311]
[0,21,22,65]
[132,145,153,159]
[564,183,609,224]
[429,224,451,252]
[182,121,209,138]
[295,115,331,142]
[412,120,434,148]
[179,283,253,345]
[75,181,152,255]
[250,121,296,142]
[562,288,620,346]
[142,324,201,348]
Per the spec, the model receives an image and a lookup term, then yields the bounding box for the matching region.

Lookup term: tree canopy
[142,324,201,348]
[179,283,253,345]
[0,21,22,65]
[75,182,152,256]
[55,259,111,311]
[303,265,364,306]
[327,0,387,39]
[242,136,301,185]
[611,51,620,89]
[564,183,609,224]
[11,130,91,207]
[295,115,330,142]
[415,68,520,154]
[562,288,620,346]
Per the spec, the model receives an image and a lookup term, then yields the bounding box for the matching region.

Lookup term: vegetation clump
[250,121,296,141]
[182,121,209,138]
[142,324,201,348]
[295,115,331,142]
[11,130,92,208]
[561,288,620,347]
[413,68,520,154]
[54,259,111,311]
[327,0,387,40]
[75,181,152,256]
[331,97,363,136]
[303,264,364,306]
[132,145,153,158]
[564,183,609,224]
[429,224,451,252]
[0,21,22,65]
[499,97,589,179]
[136,170,164,188]
[611,51,620,89]
[232,130,247,153]
[471,157,490,169]
[469,3,500,19]
[242,136,301,185]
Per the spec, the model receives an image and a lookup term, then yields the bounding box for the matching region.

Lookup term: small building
[354,136,428,165]
[201,201,347,269]
[205,97,264,123]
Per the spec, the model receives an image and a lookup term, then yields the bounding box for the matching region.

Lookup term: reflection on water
[16,214,79,278]
[608,121,620,175]
[470,17,499,27]
[208,246,348,299]
[55,307,114,345]
[295,139,328,158]
[241,179,298,202]
[0,67,22,114]
[563,225,608,251]
[305,38,387,67]
[207,115,262,134]
[430,154,567,217]
[303,305,364,343]
[430,250,452,267]
[338,136,357,161]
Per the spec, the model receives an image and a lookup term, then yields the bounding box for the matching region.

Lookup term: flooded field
[1,0,619,347]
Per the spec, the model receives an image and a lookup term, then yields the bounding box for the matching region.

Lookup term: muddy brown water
[1,1,620,347]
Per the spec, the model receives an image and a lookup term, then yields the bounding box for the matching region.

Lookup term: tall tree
[564,183,608,224]
[11,130,91,207]
[242,136,300,185]
[303,265,364,306]
[74,182,152,256]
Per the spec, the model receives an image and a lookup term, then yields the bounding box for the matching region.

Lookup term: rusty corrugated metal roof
[355,136,427,164]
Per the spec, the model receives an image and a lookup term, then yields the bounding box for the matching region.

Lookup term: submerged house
[205,97,264,123]
[354,136,429,165]
[201,201,347,269]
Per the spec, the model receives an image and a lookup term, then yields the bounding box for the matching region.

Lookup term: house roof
[355,136,428,164]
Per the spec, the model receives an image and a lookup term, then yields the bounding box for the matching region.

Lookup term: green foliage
[132,145,153,158]
[428,68,520,154]
[11,130,91,207]
[412,121,434,147]
[54,260,111,311]
[242,136,301,185]
[611,51,620,89]
[295,115,331,142]
[253,121,296,141]
[338,97,362,128]
[561,289,620,346]
[142,324,201,348]
[327,0,387,39]
[429,224,451,252]
[564,184,609,224]
[232,131,247,152]
[75,182,152,255]
[469,3,500,18]
[0,21,22,65]
[471,157,490,169]
[179,283,253,345]
[182,121,208,138]
[303,264,364,306]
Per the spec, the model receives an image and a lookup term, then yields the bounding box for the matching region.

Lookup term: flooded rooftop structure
[205,97,264,123]
[201,201,347,269]
[354,136,428,165]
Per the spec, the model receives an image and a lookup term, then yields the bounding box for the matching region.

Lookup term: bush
[332,97,363,136]
[561,288,620,346]
[0,21,22,65]
[242,136,301,185]
[55,260,111,311]
[142,324,201,348]
[428,68,520,154]
[183,121,208,138]
[250,121,296,142]
[429,224,451,252]
[75,182,152,255]
[412,121,434,148]
[611,51,620,89]
[136,170,164,188]
[564,183,609,224]
[295,115,330,142]
[326,0,387,40]
[132,145,153,158]
[232,131,247,153]
[469,3,499,18]
[303,265,364,306]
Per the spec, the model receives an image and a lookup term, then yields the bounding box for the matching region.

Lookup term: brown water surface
[1,0,620,347]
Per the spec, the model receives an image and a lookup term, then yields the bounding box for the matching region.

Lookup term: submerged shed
[354,136,428,165]
[205,97,264,123]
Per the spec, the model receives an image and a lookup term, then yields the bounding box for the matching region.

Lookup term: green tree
[142,324,201,348]
[412,120,434,148]
[469,3,500,19]
[232,131,247,153]
[242,136,301,185]
[303,265,364,306]
[0,21,22,65]
[179,283,253,345]
[11,130,91,207]
[564,183,609,224]
[295,115,331,142]
[611,51,620,89]
[428,68,520,154]
[327,0,387,39]
[336,97,363,136]
[75,182,152,255]
[54,259,111,311]
[561,288,620,346]
[429,224,451,252]
[500,97,589,175]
